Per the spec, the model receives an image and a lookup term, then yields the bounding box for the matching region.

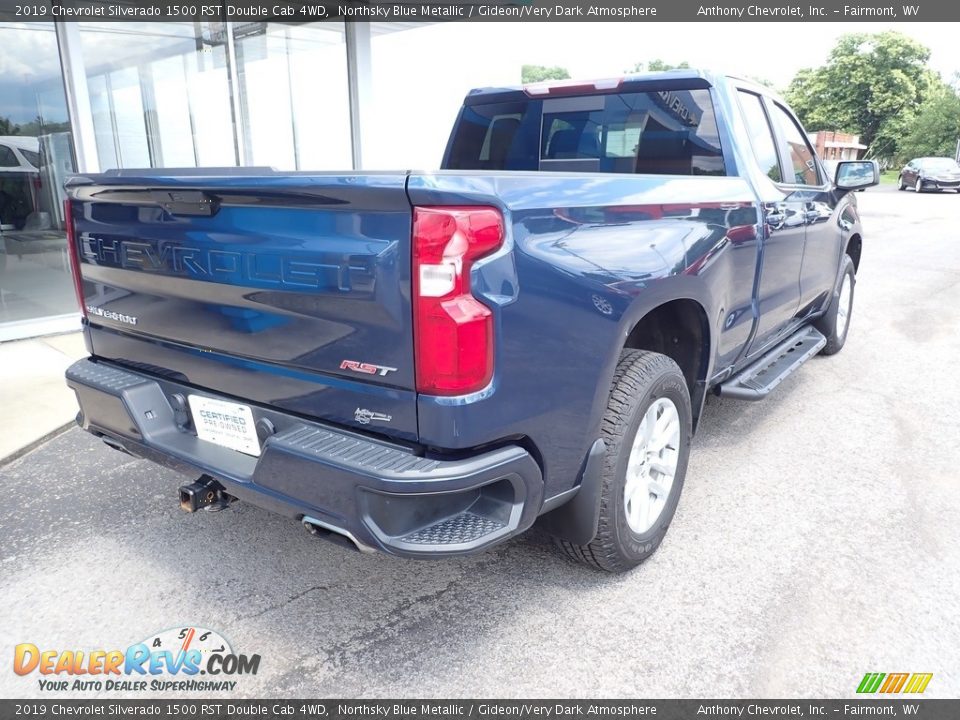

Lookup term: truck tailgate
[67,172,417,440]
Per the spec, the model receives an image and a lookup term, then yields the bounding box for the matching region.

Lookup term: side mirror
[834,160,879,191]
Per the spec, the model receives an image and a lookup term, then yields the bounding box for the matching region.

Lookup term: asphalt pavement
[1,185,958,699]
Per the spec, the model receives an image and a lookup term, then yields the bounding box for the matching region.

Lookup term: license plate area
[188,395,261,457]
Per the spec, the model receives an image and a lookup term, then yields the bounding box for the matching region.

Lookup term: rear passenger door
[736,90,806,357]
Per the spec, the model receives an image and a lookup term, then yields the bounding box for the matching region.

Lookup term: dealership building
[0,19,513,341]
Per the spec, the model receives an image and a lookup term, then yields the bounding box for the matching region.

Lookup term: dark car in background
[898,157,960,193]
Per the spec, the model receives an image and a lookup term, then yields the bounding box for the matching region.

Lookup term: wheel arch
[538,285,715,546]
[624,299,711,409]
[615,285,716,433]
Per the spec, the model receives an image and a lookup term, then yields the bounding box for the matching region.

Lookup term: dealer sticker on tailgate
[188,395,261,457]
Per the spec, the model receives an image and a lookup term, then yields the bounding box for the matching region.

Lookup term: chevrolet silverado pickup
[63,71,878,572]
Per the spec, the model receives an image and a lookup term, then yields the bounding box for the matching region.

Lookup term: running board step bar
[719,326,827,401]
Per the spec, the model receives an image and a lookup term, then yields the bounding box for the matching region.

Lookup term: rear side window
[446,88,726,176]
[770,103,820,186]
[737,91,781,183]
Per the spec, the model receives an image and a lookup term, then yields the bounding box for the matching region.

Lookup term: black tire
[557,350,692,573]
[897,175,906,191]
[915,178,924,193]
[815,254,856,356]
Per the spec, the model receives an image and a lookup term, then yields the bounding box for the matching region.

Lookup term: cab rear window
[446,88,726,176]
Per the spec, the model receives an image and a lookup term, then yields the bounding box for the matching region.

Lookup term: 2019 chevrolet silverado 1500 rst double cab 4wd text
[63,71,878,572]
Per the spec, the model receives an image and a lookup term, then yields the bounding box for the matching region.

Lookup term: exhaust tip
[302,516,375,554]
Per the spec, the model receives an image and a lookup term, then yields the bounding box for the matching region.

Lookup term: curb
[0,421,76,468]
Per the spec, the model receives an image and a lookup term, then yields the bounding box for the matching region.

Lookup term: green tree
[896,81,960,163]
[521,64,570,83]
[626,59,690,73]
[0,116,21,135]
[19,116,71,136]
[785,31,932,156]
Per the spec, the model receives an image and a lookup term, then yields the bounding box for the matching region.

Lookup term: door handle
[765,210,786,229]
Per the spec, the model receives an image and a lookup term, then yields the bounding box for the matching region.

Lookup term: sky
[364,21,960,168]
[0,23,66,126]
[483,22,959,87]
[2,20,956,168]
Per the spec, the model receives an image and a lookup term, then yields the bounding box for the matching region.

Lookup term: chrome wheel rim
[837,272,852,339]
[624,398,681,534]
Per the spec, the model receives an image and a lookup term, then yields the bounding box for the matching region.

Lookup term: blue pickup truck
[63,71,877,572]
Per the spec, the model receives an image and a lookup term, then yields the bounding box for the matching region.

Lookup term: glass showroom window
[79,22,238,169]
[233,23,352,170]
[0,21,78,339]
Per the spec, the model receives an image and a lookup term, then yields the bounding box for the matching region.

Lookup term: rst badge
[340,360,397,377]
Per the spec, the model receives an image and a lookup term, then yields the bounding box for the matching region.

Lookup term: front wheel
[898,175,906,191]
[557,350,692,573]
[815,254,856,356]
[915,178,924,193]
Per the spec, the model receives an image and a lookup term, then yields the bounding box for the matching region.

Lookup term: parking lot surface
[1,186,958,698]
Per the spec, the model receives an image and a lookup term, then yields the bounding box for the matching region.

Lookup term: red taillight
[64,199,87,318]
[412,206,504,395]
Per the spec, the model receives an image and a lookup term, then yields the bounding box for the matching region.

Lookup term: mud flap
[536,438,606,545]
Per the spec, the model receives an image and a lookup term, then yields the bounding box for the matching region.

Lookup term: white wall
[364,24,520,170]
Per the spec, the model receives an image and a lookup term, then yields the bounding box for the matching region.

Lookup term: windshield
[920,158,960,172]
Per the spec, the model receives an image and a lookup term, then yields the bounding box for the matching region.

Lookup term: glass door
[0,21,79,340]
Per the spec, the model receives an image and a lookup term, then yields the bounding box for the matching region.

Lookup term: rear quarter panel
[408,171,760,498]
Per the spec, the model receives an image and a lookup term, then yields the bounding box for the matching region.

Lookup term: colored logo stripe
[857,673,932,694]
[857,673,885,693]
[880,673,909,693]
[903,674,933,694]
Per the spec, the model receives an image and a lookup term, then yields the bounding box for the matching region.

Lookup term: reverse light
[64,199,87,318]
[412,206,504,396]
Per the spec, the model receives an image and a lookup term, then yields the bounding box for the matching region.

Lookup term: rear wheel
[815,254,856,356]
[557,350,691,573]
